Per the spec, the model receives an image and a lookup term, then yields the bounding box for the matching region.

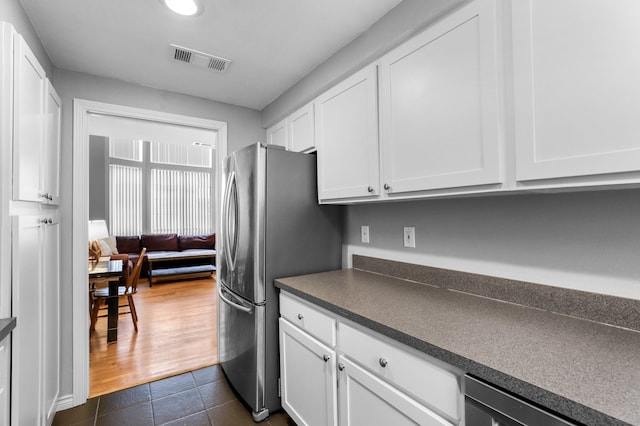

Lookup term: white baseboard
[56,394,74,412]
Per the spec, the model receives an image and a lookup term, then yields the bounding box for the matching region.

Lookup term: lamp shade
[88,220,109,241]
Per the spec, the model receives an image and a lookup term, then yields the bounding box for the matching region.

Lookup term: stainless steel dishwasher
[465,375,577,426]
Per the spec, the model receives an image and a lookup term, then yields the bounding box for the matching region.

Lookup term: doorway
[72,99,228,405]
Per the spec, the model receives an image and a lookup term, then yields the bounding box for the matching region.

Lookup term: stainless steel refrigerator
[217,142,342,421]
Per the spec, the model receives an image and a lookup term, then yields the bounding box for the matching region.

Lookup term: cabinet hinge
[278,378,281,397]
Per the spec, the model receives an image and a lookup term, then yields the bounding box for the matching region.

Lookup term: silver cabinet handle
[384,183,390,191]
[323,354,330,362]
[338,363,345,371]
[297,313,303,320]
[379,358,388,367]
[367,186,374,193]
[40,218,49,224]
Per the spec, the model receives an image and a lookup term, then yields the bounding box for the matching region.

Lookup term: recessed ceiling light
[163,0,202,16]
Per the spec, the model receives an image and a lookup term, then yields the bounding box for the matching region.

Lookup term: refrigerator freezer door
[217,284,268,421]
[219,144,266,303]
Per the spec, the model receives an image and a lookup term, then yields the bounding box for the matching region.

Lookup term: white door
[279,318,337,426]
[13,34,46,202]
[512,0,640,181]
[11,215,44,426]
[43,80,62,205]
[379,0,502,195]
[315,64,379,202]
[288,103,315,153]
[42,216,60,425]
[266,119,287,148]
[338,356,452,426]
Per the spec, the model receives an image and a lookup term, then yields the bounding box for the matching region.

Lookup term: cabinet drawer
[280,292,336,346]
[339,323,460,421]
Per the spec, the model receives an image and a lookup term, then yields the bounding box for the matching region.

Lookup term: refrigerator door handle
[223,170,239,272]
[218,285,252,313]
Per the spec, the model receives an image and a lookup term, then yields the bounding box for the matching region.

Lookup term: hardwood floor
[89,275,218,398]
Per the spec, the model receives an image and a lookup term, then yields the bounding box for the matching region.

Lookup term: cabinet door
[266,119,288,148]
[42,217,60,425]
[288,103,315,153]
[338,356,452,426]
[0,338,10,426]
[379,0,501,195]
[279,318,337,426]
[315,64,379,202]
[11,215,44,426]
[13,34,46,202]
[512,0,640,182]
[43,80,61,204]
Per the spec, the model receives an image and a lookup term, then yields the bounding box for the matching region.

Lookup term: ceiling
[19,0,403,111]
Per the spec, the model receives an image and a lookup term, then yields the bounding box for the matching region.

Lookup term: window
[107,138,214,236]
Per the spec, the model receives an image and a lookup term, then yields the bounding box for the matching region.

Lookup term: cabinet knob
[297,313,303,320]
[379,358,388,368]
[323,354,330,362]
[367,186,374,193]
[384,183,390,191]
[40,218,49,224]
[47,218,53,224]
[47,194,53,201]
[338,363,345,371]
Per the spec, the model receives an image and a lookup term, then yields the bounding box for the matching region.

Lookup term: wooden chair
[90,248,147,333]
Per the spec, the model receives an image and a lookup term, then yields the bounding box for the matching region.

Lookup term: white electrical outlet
[403,227,415,248]
[361,225,370,243]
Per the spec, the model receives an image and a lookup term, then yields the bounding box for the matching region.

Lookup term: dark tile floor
[53,365,295,426]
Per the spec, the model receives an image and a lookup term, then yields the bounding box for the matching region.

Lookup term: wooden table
[88,259,123,343]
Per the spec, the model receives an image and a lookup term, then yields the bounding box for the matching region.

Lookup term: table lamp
[88,219,109,261]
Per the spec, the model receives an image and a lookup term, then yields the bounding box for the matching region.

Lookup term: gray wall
[261,0,466,127]
[0,0,53,76]
[88,136,108,221]
[54,68,264,398]
[345,190,640,300]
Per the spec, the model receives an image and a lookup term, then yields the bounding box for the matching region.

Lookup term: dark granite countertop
[0,317,16,342]
[275,269,640,426]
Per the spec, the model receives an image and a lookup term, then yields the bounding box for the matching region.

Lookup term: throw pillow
[97,236,119,256]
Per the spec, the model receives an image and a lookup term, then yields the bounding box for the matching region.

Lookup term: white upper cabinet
[266,118,287,148]
[315,64,379,202]
[13,33,46,203]
[379,0,502,196]
[43,80,61,205]
[267,102,316,153]
[512,0,640,183]
[287,103,315,153]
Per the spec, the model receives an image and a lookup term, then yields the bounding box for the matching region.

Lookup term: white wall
[53,68,264,398]
[0,0,53,75]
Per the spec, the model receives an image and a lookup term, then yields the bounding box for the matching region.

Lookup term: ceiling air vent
[170,44,231,72]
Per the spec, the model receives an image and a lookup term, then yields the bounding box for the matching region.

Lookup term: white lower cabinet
[279,318,338,426]
[0,338,10,426]
[12,214,60,426]
[338,357,451,426]
[279,292,462,426]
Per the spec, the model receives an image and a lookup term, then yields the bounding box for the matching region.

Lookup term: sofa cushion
[178,233,216,251]
[116,236,141,254]
[141,233,179,252]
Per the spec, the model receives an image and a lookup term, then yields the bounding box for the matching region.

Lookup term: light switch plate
[403,227,415,248]
[361,225,370,243]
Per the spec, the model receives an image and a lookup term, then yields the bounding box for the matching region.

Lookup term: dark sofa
[115,233,216,279]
